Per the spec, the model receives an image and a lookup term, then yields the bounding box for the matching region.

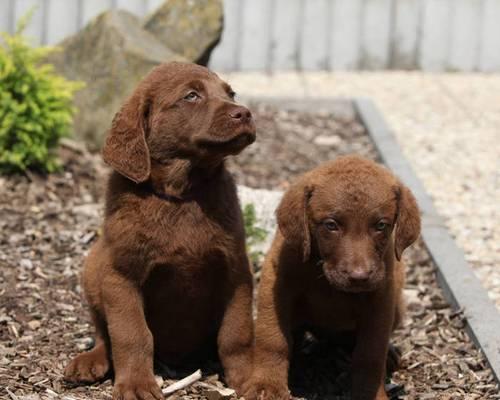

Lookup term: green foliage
[243,203,267,263]
[0,10,83,173]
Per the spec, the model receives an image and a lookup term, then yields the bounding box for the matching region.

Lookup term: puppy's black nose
[229,106,252,123]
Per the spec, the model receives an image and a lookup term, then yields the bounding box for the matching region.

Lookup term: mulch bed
[0,103,497,399]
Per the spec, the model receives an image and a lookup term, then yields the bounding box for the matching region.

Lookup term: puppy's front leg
[102,271,163,400]
[351,294,394,400]
[218,259,254,395]
[244,264,293,400]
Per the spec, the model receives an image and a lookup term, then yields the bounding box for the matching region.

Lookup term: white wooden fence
[1,0,500,72]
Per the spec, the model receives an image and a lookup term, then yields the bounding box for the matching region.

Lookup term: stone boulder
[144,0,223,66]
[48,10,185,149]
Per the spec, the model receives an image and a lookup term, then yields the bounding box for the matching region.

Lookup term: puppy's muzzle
[196,104,256,153]
[228,105,252,125]
[226,105,256,146]
[321,260,380,293]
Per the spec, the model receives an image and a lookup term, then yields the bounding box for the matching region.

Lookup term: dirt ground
[0,104,498,399]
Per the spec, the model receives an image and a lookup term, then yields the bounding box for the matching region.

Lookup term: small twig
[198,382,236,397]
[45,388,59,397]
[5,387,19,400]
[23,168,38,183]
[162,369,202,396]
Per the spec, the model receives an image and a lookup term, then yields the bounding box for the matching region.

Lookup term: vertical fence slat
[479,0,500,72]
[209,0,241,72]
[330,0,362,70]
[82,0,112,25]
[391,0,419,69]
[360,0,392,69]
[46,0,79,45]
[270,0,301,70]
[448,0,482,71]
[6,0,500,72]
[419,0,452,71]
[13,0,45,45]
[0,0,14,33]
[300,0,329,70]
[0,1,12,34]
[239,0,273,71]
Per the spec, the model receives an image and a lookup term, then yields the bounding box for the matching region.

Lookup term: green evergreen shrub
[0,11,83,173]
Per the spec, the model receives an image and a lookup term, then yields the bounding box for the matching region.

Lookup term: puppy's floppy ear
[394,183,421,261]
[102,90,151,183]
[276,183,313,262]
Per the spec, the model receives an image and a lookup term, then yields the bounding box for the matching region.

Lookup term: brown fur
[64,62,256,399]
[244,156,420,400]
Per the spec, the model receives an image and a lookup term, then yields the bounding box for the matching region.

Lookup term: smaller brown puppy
[64,62,256,400]
[244,156,420,400]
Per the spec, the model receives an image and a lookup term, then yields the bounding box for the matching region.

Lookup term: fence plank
[300,0,329,70]
[391,0,420,69]
[13,0,45,45]
[6,0,500,72]
[330,0,362,70]
[270,0,301,70]
[209,0,242,72]
[479,0,500,72]
[448,0,482,71]
[239,0,273,70]
[46,0,79,45]
[360,0,392,69]
[419,0,452,71]
[82,0,112,25]
[0,0,13,34]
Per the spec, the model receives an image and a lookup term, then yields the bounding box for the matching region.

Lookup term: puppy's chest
[299,286,357,332]
[147,203,240,269]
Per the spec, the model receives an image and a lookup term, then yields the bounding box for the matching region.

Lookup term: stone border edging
[354,97,500,383]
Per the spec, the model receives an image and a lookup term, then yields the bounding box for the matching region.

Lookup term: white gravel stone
[313,134,342,147]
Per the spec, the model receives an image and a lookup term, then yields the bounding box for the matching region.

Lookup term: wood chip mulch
[0,104,497,399]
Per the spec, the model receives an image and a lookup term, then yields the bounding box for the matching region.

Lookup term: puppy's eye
[323,219,339,232]
[184,91,200,101]
[375,221,388,231]
[228,90,236,100]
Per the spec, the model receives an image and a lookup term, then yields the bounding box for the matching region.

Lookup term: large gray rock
[144,0,223,66]
[48,10,185,149]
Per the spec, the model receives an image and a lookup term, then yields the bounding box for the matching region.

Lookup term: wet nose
[229,106,252,123]
[348,267,373,282]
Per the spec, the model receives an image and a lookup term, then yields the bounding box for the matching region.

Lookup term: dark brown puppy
[244,156,420,400]
[64,62,256,400]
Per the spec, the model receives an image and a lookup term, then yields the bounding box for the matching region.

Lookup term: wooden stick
[5,388,19,400]
[162,369,202,396]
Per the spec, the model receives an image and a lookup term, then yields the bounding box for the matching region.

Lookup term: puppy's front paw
[224,364,253,395]
[243,379,291,400]
[113,375,163,400]
[64,346,110,384]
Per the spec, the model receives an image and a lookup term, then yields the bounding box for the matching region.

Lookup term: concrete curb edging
[354,97,500,383]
